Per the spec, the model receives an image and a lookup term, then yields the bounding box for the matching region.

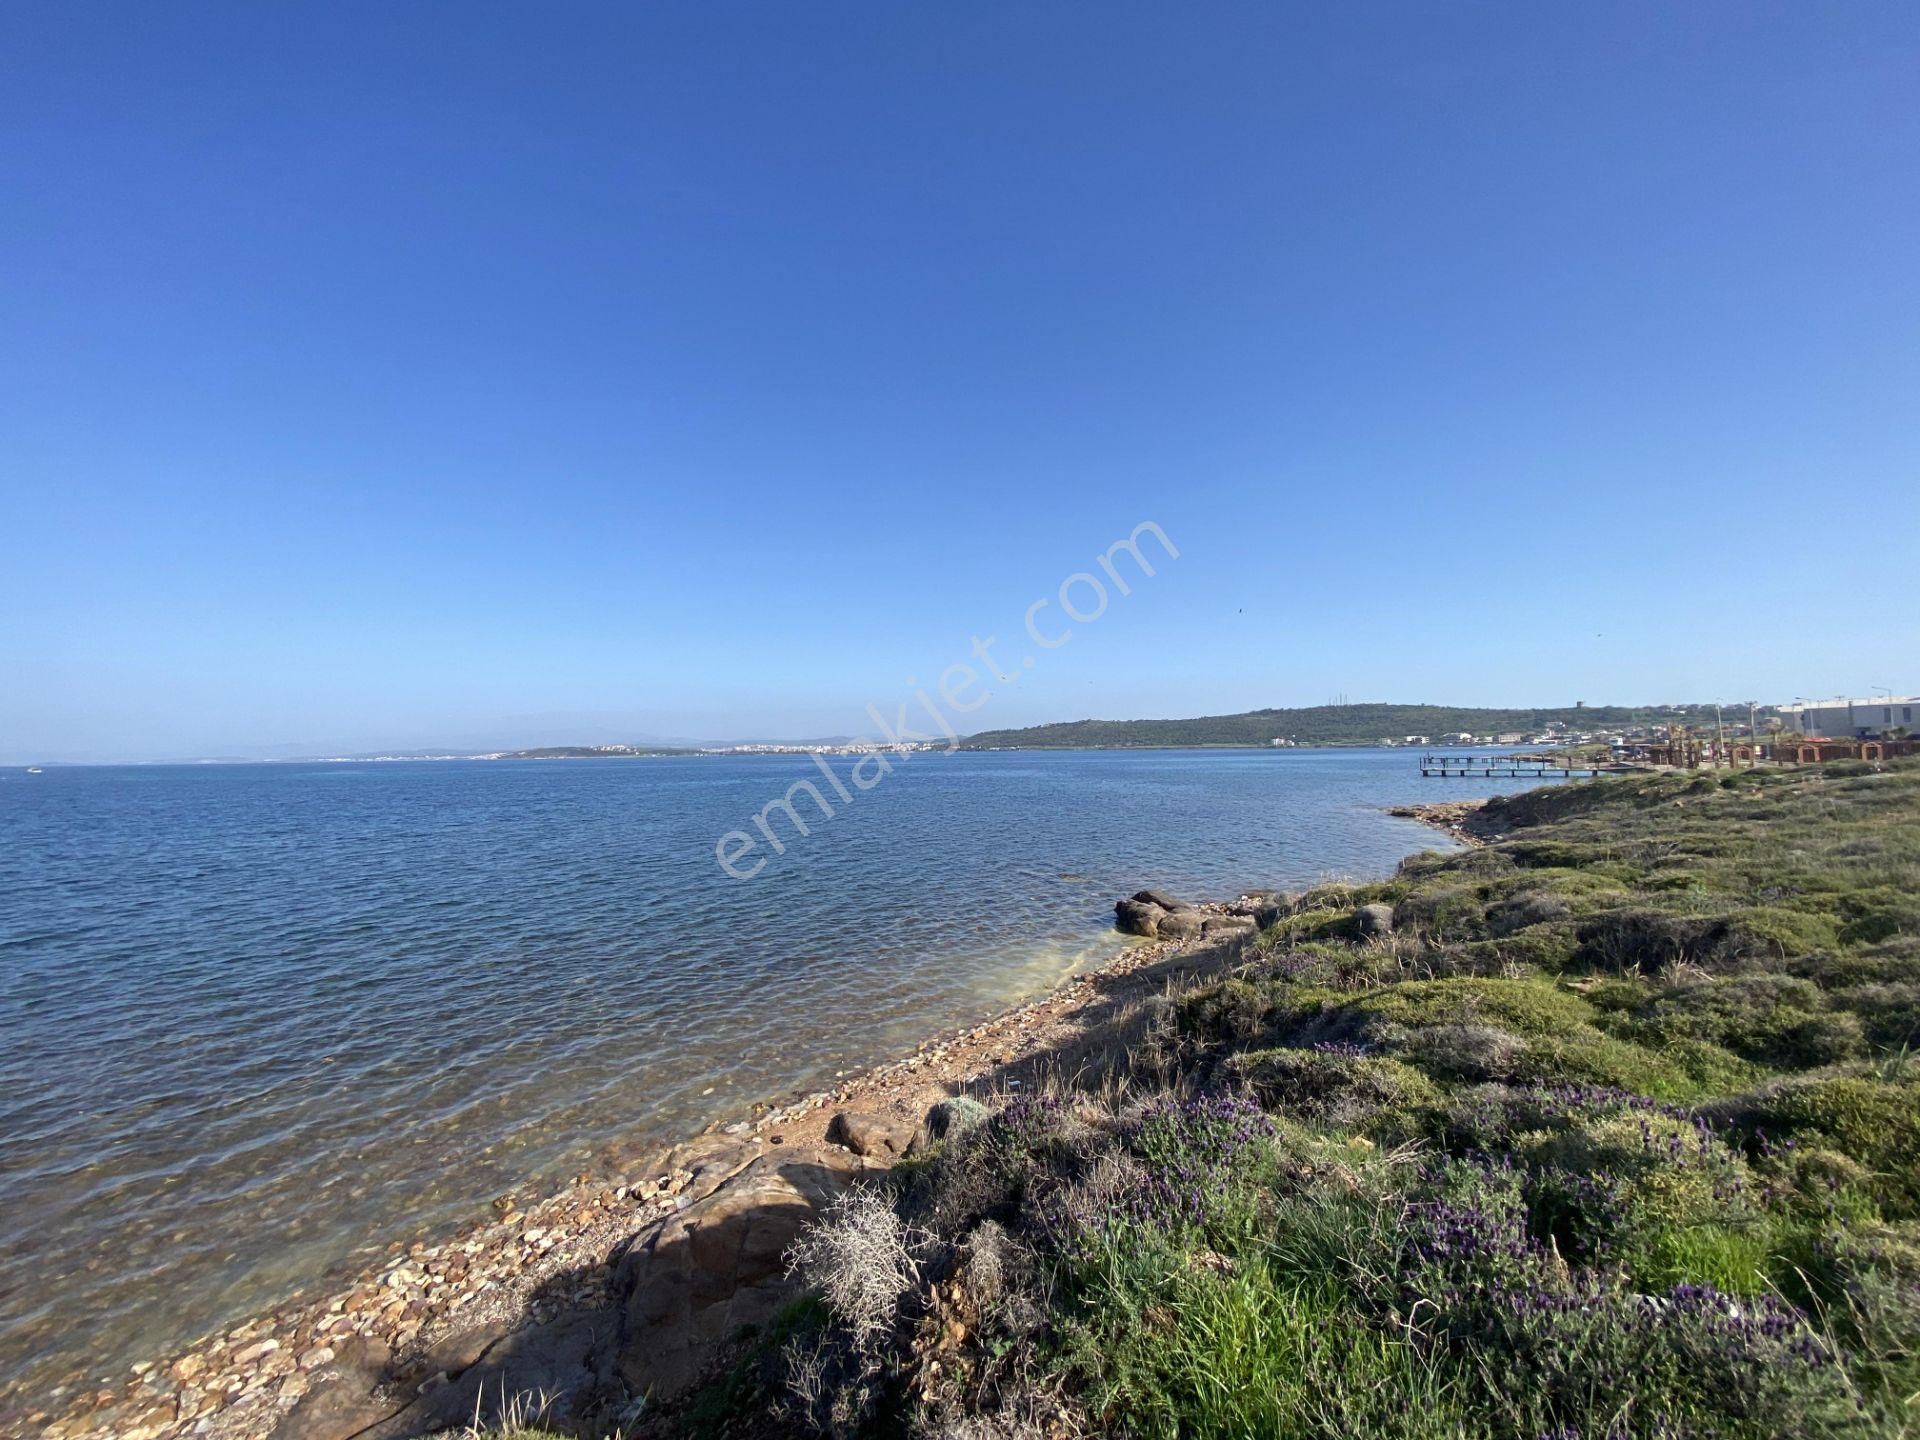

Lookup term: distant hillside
[960,702,1736,749]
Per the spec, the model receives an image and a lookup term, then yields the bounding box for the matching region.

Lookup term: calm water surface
[0,749,1553,1407]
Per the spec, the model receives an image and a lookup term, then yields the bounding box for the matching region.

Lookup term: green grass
[1069,1249,1472,1440]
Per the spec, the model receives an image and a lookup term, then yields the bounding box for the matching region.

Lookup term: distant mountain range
[957,702,1754,750]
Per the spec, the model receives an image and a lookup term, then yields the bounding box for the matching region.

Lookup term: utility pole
[1715,703,1727,768]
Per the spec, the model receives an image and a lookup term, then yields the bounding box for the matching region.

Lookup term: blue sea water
[0,748,1552,1406]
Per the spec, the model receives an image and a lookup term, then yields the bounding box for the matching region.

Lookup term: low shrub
[1230,1048,1440,1133]
[1277,908,1372,945]
[1574,907,1752,973]
[1404,1159,1852,1439]
[1174,977,1269,1046]
[1627,973,1867,1069]
[1800,936,1920,989]
[1706,1072,1920,1219]
[1395,1022,1530,1082]
[1428,927,1576,975]
[1334,976,1597,1042]
[1487,889,1571,934]
[1735,905,1845,961]
[785,1187,924,1350]
[1650,1036,1766,1095]
[905,1094,1097,1235]
[1102,1093,1279,1235]
[1524,1112,1763,1286]
[1829,981,1920,1051]
[1389,883,1489,942]
[926,1094,993,1141]
[1838,886,1920,947]
[1435,1082,1543,1153]
[1257,980,1345,1035]
[1507,1028,1698,1098]
[1501,838,1632,870]
[1578,975,1653,1012]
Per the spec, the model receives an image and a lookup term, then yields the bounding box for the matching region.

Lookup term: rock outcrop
[825,1110,919,1159]
[1114,897,1165,936]
[1114,889,1208,938]
[1355,902,1395,937]
[614,1143,865,1400]
[1155,908,1204,940]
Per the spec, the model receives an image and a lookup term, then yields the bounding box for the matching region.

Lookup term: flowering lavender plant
[1098,1093,1276,1234]
[1401,1159,1850,1437]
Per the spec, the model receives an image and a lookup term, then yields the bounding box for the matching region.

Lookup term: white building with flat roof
[1778,696,1918,738]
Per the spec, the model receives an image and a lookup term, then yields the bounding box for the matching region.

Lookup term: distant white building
[1779,696,1918,738]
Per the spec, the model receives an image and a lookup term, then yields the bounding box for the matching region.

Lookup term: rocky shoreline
[17,896,1278,1440]
[1386,796,1500,847]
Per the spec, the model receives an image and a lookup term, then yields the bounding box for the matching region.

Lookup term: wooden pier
[1420,752,1606,779]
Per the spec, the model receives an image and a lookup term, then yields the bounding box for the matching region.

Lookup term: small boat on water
[25,767,42,774]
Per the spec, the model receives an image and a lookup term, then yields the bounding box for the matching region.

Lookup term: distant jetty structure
[1420,751,1607,779]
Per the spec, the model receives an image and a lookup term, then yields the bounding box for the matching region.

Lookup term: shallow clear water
[0,748,1550,1405]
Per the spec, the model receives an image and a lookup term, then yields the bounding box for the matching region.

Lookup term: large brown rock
[1356,903,1395,937]
[414,1317,511,1381]
[271,1378,407,1440]
[614,1145,862,1399]
[826,1110,919,1158]
[269,1336,403,1440]
[1155,908,1204,941]
[650,1134,766,1203]
[1133,888,1189,911]
[349,1312,612,1440]
[1115,897,1164,936]
[1202,915,1257,939]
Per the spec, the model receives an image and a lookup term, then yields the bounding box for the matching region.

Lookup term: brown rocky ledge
[18,897,1273,1440]
[1386,797,1500,847]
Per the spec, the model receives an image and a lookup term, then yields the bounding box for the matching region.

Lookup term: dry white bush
[776,1331,877,1439]
[786,1186,924,1350]
[960,1218,1011,1307]
[781,1332,832,1420]
[958,1220,1046,1337]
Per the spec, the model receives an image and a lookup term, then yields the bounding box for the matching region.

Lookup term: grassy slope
[960,702,1714,749]
[658,761,1920,1439]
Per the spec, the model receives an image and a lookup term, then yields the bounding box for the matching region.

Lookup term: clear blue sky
[3,3,1916,762]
